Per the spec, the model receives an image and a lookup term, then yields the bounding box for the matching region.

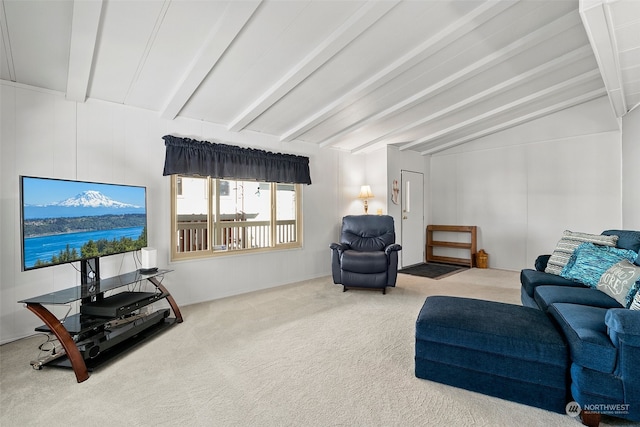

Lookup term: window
[171,175,302,260]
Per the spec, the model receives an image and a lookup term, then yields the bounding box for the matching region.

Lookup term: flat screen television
[20,176,147,276]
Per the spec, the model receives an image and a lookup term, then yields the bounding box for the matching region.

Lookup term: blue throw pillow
[560,243,638,288]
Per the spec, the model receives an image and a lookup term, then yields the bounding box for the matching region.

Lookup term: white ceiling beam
[227,0,401,133]
[65,0,103,102]
[320,10,581,148]
[398,69,601,151]
[161,1,261,120]
[351,45,594,154]
[280,0,515,143]
[0,0,15,81]
[124,0,172,105]
[579,0,627,117]
[420,88,607,155]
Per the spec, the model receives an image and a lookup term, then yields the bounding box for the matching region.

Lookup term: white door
[401,170,424,268]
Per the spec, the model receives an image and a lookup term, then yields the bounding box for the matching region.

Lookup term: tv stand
[18,269,182,383]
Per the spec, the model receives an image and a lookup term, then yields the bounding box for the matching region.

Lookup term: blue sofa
[520,229,640,425]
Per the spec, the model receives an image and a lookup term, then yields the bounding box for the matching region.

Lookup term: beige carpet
[1,269,637,427]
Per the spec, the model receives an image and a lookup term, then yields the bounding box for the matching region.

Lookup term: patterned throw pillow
[596,259,640,308]
[560,243,638,288]
[630,292,640,310]
[545,231,618,275]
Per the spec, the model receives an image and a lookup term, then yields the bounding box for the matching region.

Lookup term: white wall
[0,83,340,343]
[430,96,623,270]
[622,106,640,230]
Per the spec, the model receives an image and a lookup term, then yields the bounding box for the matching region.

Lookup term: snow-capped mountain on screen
[51,190,140,209]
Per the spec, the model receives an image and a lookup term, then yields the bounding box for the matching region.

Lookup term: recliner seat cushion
[548,303,617,373]
[341,250,388,274]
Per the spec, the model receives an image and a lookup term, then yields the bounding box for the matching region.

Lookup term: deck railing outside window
[176,218,296,253]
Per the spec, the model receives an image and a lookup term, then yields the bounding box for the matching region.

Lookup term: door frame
[400,170,424,268]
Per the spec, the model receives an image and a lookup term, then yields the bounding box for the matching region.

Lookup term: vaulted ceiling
[1,0,639,155]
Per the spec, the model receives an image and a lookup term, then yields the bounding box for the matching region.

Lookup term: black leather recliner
[330,215,402,294]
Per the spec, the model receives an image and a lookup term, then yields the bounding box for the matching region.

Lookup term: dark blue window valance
[162,135,312,185]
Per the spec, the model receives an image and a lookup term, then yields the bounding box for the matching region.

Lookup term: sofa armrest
[535,254,551,272]
[385,243,402,256]
[605,308,640,410]
[605,309,640,347]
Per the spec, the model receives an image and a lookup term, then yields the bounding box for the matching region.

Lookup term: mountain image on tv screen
[21,176,147,271]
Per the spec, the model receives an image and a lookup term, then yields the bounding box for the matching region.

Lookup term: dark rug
[398,262,468,279]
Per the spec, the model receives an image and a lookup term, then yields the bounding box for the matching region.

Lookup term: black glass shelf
[19,269,172,305]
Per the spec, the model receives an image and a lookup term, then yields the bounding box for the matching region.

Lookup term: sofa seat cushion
[341,250,387,274]
[534,286,622,312]
[549,303,616,373]
[520,268,585,298]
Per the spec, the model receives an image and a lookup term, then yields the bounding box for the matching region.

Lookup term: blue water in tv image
[21,177,147,270]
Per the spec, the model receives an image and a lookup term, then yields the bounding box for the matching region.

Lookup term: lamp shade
[358,185,374,199]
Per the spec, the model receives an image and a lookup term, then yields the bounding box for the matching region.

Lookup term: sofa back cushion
[602,230,640,266]
[602,229,640,252]
[545,231,618,275]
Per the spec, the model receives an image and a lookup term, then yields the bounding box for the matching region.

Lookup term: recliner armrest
[385,244,402,255]
[330,243,349,252]
[606,309,640,347]
[535,254,551,272]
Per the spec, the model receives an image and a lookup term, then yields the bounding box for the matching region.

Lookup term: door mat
[398,263,468,280]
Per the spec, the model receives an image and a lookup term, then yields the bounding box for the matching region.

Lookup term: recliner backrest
[340,215,395,252]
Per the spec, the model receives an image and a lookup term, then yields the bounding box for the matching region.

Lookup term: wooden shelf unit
[426,225,477,268]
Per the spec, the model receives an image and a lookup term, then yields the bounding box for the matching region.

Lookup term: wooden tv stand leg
[24,303,89,383]
[147,277,183,323]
